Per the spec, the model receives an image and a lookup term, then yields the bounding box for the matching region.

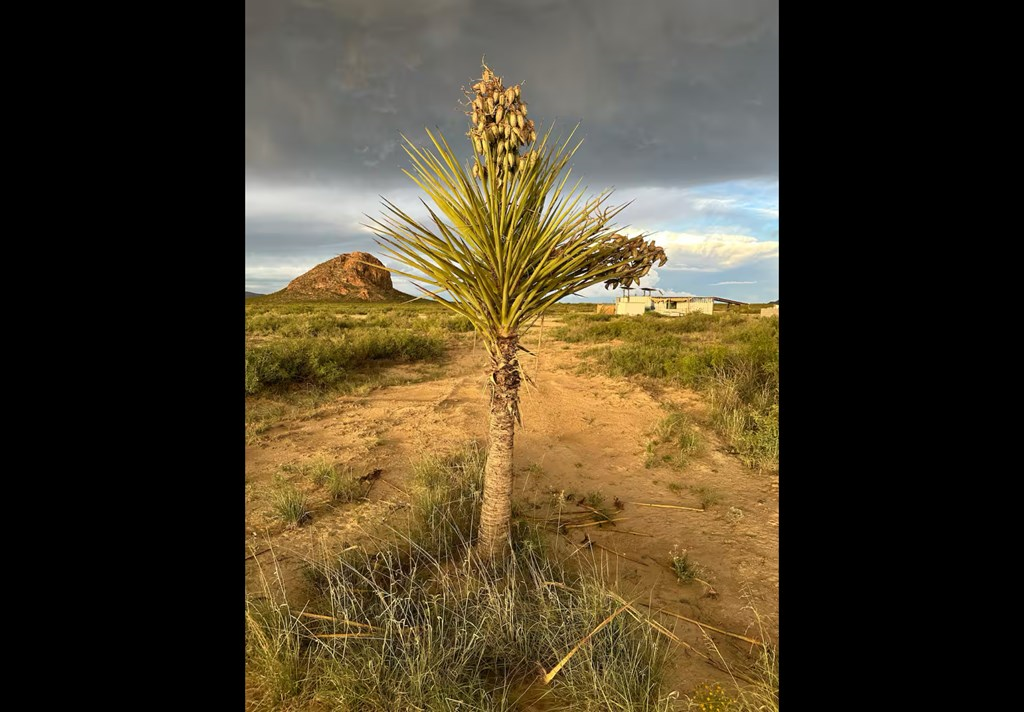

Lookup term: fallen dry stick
[588,541,649,566]
[244,547,272,561]
[378,478,409,496]
[564,517,628,529]
[609,594,703,655]
[693,577,719,597]
[540,601,634,684]
[521,513,593,522]
[311,633,378,639]
[628,502,704,512]
[585,540,647,569]
[639,603,766,647]
[575,503,616,521]
[611,597,756,682]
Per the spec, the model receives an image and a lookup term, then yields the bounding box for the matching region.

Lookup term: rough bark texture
[477,335,521,557]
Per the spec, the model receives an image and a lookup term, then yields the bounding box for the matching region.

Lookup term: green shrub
[244,330,445,396]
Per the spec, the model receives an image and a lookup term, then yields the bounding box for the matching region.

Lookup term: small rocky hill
[269,252,414,302]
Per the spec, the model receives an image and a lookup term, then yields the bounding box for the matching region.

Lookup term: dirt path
[245,318,779,692]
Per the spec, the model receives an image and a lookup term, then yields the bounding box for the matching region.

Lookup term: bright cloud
[710,280,757,285]
[630,230,778,272]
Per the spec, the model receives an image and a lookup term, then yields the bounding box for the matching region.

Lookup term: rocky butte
[280,252,414,302]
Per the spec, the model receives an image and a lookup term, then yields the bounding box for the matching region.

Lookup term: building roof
[650,296,748,305]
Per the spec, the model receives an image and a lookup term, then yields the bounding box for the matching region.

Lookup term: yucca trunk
[478,334,521,556]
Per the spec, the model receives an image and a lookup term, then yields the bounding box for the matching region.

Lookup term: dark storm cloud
[245,0,778,190]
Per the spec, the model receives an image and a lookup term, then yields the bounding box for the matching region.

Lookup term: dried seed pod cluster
[601,234,669,290]
[465,64,539,183]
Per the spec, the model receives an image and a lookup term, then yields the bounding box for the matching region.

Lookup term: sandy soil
[245,318,779,694]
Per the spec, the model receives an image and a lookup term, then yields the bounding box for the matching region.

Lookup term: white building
[614,294,723,316]
[614,295,652,316]
[651,296,714,316]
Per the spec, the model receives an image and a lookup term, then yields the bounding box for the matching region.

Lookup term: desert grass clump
[304,458,336,487]
[277,533,676,711]
[294,458,364,502]
[645,411,703,471]
[657,413,702,455]
[324,466,362,503]
[651,411,703,466]
[271,482,311,527]
[245,401,287,445]
[693,606,778,712]
[734,633,778,712]
[245,597,312,710]
[408,441,487,553]
[249,443,682,710]
[689,485,721,510]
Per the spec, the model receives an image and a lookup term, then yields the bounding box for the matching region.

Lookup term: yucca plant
[368,63,666,557]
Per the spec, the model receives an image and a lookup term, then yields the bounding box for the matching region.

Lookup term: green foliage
[244,330,445,396]
[367,64,667,355]
[553,312,719,343]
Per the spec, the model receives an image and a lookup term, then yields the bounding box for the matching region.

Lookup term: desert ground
[245,306,778,707]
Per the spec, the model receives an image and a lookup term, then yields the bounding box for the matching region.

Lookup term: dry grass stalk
[587,540,648,566]
[628,502,704,512]
[540,600,633,684]
[638,603,766,647]
[378,478,409,495]
[297,612,377,630]
[563,517,627,529]
[540,580,577,592]
[605,593,720,664]
[244,547,272,561]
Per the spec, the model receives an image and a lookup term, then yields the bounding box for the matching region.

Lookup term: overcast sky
[245,0,778,302]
